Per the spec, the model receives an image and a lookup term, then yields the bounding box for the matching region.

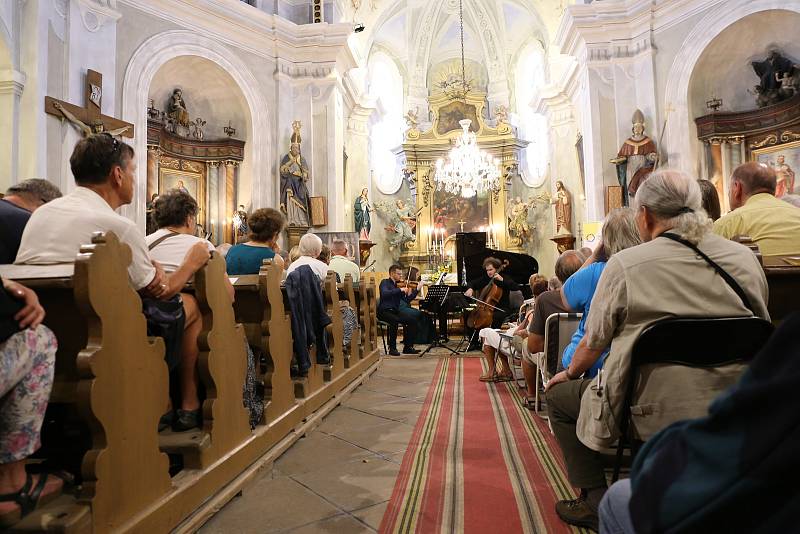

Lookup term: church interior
[1,0,799,532]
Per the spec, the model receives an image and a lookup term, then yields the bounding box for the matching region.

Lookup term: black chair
[611,316,774,482]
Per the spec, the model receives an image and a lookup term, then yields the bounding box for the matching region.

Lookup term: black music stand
[418,285,458,357]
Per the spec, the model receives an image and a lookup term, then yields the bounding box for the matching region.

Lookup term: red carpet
[380,356,588,534]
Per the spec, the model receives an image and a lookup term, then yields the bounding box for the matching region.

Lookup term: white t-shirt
[329,255,360,283]
[145,228,215,273]
[15,187,156,290]
[286,255,330,281]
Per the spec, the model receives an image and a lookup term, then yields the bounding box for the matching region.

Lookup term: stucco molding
[75,0,121,32]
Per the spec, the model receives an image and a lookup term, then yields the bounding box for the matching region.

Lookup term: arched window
[367,53,405,194]
[515,43,548,188]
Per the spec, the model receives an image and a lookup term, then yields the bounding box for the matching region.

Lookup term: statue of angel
[494,105,509,125]
[374,198,418,252]
[404,108,419,130]
[506,196,533,246]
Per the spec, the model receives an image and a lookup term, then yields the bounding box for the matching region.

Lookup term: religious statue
[751,50,797,107]
[191,117,206,141]
[405,107,420,140]
[375,198,418,252]
[611,109,658,205]
[506,196,533,246]
[354,188,372,240]
[279,121,311,227]
[167,89,191,127]
[772,155,796,198]
[52,100,131,137]
[494,105,509,125]
[551,181,572,235]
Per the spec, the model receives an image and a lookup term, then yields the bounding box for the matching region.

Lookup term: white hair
[298,233,323,257]
[634,169,712,245]
[602,207,642,257]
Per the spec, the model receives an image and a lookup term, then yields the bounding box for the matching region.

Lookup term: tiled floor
[200,355,440,533]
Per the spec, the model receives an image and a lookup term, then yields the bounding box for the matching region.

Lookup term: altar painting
[432,188,491,236]
[753,140,799,197]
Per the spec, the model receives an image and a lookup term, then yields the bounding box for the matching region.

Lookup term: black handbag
[143,232,186,370]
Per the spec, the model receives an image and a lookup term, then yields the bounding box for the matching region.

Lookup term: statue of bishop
[279,121,312,227]
[611,110,658,205]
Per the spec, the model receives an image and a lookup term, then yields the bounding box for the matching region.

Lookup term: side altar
[392,91,530,269]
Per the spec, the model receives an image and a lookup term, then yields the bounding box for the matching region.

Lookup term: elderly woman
[146,190,230,432]
[558,208,642,379]
[546,171,769,531]
[477,273,549,382]
[286,234,330,281]
[0,279,61,527]
[225,208,286,275]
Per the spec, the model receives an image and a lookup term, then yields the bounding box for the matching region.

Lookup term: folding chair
[533,312,582,418]
[610,316,774,482]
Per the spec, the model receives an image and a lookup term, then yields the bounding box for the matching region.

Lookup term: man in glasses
[0,180,63,264]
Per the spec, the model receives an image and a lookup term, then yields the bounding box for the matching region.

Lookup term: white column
[0,69,25,189]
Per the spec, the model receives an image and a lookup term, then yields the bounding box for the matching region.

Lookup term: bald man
[713,162,800,256]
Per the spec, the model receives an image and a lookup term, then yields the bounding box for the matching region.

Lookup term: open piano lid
[459,248,539,299]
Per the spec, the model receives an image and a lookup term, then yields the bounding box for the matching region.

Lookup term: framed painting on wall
[752,140,799,197]
[158,168,206,226]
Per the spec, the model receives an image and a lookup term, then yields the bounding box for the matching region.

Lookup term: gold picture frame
[158,168,207,226]
[751,139,800,197]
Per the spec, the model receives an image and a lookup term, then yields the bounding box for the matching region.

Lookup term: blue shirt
[561,262,609,377]
[378,279,418,312]
[225,243,276,275]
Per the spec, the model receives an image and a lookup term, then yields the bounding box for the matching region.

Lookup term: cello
[466,259,510,330]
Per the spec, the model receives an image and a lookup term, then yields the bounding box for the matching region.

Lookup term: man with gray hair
[1,179,62,264]
[329,239,360,283]
[713,162,800,255]
[545,170,769,531]
[286,233,330,281]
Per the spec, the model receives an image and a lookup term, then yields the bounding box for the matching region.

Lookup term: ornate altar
[695,94,800,211]
[145,96,245,244]
[393,91,529,268]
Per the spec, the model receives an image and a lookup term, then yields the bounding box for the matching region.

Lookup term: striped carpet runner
[380,356,589,534]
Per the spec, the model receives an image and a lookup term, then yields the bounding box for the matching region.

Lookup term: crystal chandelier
[435,119,500,198]
[434,0,500,199]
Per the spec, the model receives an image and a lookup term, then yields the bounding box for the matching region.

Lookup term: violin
[466,259,510,330]
[396,266,423,290]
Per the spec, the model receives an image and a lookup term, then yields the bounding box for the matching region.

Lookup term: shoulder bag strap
[148,231,180,251]
[660,232,754,314]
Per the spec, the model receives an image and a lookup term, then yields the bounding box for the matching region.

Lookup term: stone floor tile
[351,501,389,530]
[199,476,340,533]
[325,420,414,456]
[286,513,375,533]
[291,456,401,512]
[315,406,397,435]
[274,432,375,476]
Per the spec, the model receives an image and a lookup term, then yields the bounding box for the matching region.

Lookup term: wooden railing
[0,232,380,533]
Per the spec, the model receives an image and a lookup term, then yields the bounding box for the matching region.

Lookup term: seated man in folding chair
[377,264,423,356]
[477,274,547,382]
[543,170,769,532]
[521,250,585,408]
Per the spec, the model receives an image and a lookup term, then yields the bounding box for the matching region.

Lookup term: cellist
[464,257,521,350]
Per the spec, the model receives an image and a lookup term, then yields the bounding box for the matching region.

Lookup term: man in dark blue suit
[377,264,421,356]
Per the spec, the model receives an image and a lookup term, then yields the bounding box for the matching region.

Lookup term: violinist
[378,264,423,356]
[464,257,521,349]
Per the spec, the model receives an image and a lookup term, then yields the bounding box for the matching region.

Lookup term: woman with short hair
[225,208,286,275]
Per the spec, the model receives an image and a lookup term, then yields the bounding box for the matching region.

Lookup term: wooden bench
[1,234,382,533]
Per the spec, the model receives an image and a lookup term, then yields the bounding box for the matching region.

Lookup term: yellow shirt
[713,193,800,256]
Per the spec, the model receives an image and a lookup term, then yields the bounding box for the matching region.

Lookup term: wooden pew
[323,272,346,382]
[761,255,800,322]
[339,274,362,368]
[2,232,172,533]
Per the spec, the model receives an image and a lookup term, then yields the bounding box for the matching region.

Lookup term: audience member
[599,312,800,534]
[0,278,61,527]
[559,208,642,378]
[545,170,769,531]
[225,208,286,274]
[713,162,800,255]
[697,178,721,221]
[15,134,211,431]
[377,264,421,356]
[329,239,360,283]
[286,234,330,280]
[548,276,563,291]
[579,246,593,260]
[146,190,216,272]
[0,180,62,264]
[520,250,585,407]
[318,244,331,265]
[288,245,301,266]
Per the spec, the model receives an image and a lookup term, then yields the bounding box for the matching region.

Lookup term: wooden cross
[45,69,134,138]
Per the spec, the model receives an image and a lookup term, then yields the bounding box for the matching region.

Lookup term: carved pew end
[9,495,91,533]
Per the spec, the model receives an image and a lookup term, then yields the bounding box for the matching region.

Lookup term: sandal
[479,374,498,382]
[521,395,538,410]
[495,374,514,382]
[0,473,64,528]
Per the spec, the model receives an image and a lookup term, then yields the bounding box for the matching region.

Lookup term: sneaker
[173,409,202,432]
[158,410,175,432]
[388,348,401,356]
[555,496,599,531]
[403,347,420,354]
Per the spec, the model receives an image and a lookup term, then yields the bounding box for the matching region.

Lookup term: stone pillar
[223,160,238,244]
[207,161,220,244]
[730,137,744,169]
[146,146,160,200]
[0,70,26,190]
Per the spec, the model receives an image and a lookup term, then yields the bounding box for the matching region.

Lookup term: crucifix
[45,69,134,138]
[457,219,467,231]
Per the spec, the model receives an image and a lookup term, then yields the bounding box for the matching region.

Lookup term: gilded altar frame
[394,91,529,266]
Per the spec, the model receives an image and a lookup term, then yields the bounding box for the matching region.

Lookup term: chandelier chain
[459,0,466,96]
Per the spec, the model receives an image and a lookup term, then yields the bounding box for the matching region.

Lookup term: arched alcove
[367,51,405,195]
[121,30,271,231]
